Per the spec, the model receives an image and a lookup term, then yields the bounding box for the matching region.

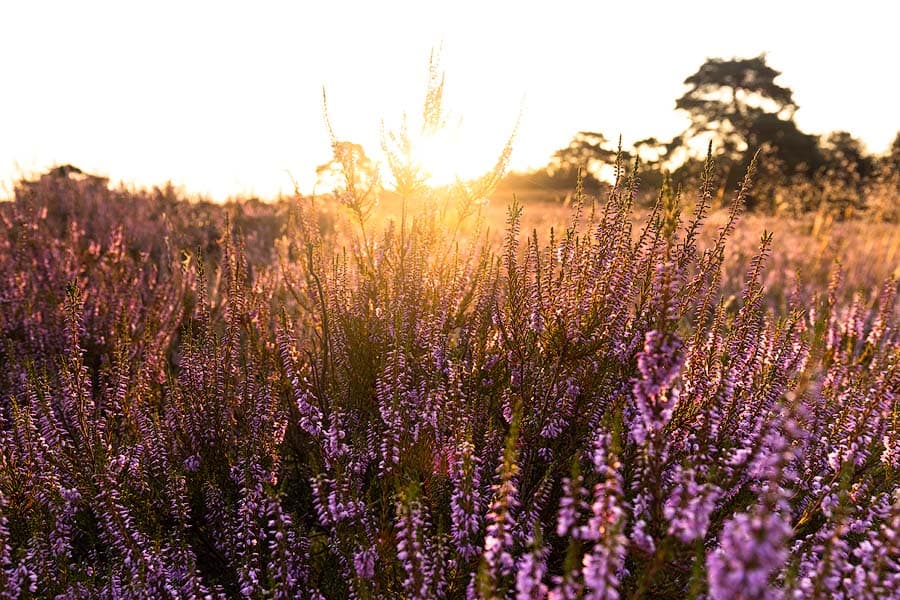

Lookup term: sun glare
[412,126,489,187]
[372,48,516,193]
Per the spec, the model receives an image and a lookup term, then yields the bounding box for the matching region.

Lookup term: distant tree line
[526,54,899,219]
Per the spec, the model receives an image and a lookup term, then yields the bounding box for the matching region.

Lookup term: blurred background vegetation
[490,54,899,221]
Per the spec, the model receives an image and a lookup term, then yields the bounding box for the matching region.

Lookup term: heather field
[1,149,898,600]
[5,0,900,595]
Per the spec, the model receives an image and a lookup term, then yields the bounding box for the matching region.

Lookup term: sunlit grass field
[342,185,900,306]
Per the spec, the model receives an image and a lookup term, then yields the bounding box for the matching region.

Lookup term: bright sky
[1,1,897,200]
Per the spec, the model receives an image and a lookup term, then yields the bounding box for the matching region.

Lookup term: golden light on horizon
[389,119,512,189]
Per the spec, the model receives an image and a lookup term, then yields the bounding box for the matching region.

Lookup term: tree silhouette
[315,141,379,197]
[675,54,830,187]
[748,113,821,173]
[820,131,874,180]
[548,131,619,188]
[676,54,797,156]
[885,132,900,172]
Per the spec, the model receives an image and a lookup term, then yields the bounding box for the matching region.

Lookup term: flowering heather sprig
[515,536,549,600]
[548,570,583,600]
[451,438,483,562]
[310,470,380,595]
[515,472,556,549]
[94,470,177,597]
[630,330,683,447]
[707,507,792,600]
[556,471,589,539]
[310,474,366,528]
[577,434,628,600]
[664,466,721,544]
[790,477,899,598]
[707,416,797,600]
[375,346,425,476]
[476,404,522,597]
[278,326,324,439]
[265,498,312,599]
[0,492,28,599]
[49,485,80,561]
[230,463,269,598]
[396,491,445,599]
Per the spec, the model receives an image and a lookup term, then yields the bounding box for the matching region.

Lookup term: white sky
[1,1,897,200]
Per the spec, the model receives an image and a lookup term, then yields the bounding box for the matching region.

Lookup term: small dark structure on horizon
[46,164,84,178]
[16,164,109,201]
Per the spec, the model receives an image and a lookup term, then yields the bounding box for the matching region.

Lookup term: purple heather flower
[707,509,791,600]
[396,497,440,599]
[630,331,683,446]
[353,546,376,581]
[548,574,583,600]
[582,542,626,600]
[556,475,588,538]
[664,467,721,543]
[183,455,200,472]
[580,434,627,599]
[515,542,549,600]
[450,440,482,561]
[481,430,521,589]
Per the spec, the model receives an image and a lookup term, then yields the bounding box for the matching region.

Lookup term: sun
[376,48,516,191]
[378,117,508,192]
[413,125,485,187]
